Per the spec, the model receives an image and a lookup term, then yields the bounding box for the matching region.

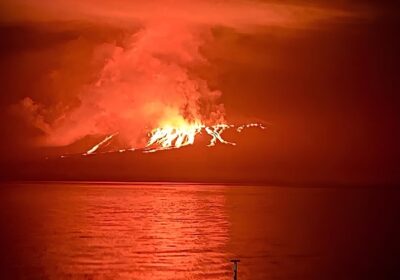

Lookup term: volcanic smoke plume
[20,23,225,148]
[12,0,355,153]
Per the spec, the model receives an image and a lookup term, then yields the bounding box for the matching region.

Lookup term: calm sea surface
[0,183,399,279]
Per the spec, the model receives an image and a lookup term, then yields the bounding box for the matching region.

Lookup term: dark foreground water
[0,183,399,280]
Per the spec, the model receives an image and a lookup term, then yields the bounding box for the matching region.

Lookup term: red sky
[0,0,399,185]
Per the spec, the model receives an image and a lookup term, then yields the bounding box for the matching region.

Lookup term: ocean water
[0,183,399,279]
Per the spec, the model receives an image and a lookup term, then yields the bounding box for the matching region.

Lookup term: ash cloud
[5,0,359,147]
[38,24,224,147]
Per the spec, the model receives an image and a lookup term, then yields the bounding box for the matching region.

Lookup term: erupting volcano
[13,1,352,160]
[82,123,265,156]
[19,23,267,158]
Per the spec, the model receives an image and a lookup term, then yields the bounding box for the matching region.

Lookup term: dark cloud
[1,0,359,28]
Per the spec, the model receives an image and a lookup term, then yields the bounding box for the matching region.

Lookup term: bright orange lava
[82,121,265,156]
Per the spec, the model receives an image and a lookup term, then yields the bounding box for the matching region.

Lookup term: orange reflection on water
[29,184,232,279]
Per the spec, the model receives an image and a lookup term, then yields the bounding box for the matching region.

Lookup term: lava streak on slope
[79,122,265,156]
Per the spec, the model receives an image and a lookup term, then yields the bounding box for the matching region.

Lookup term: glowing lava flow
[144,123,238,153]
[80,122,265,156]
[146,122,203,151]
[84,133,118,155]
[204,124,235,147]
[145,122,265,152]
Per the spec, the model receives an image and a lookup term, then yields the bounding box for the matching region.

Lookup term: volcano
[4,126,270,183]
[58,123,266,157]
